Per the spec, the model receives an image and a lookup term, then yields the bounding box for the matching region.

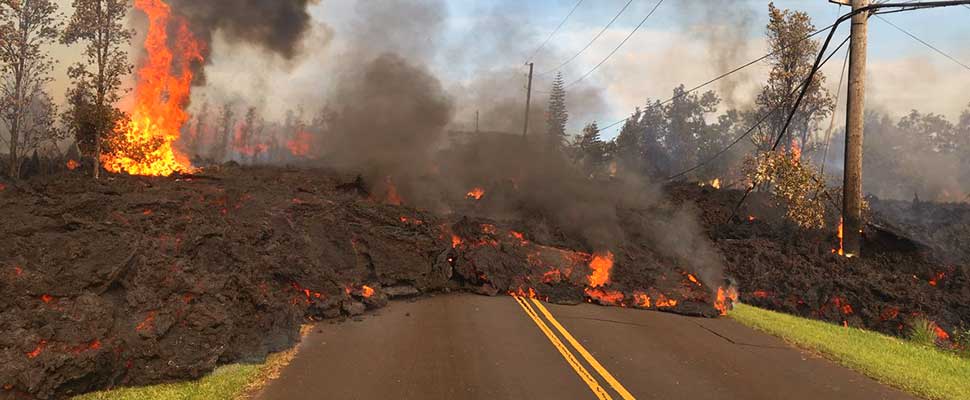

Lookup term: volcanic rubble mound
[669,183,969,342]
[1,167,726,399]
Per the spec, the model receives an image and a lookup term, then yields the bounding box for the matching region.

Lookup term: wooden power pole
[842,0,868,257]
[522,62,534,139]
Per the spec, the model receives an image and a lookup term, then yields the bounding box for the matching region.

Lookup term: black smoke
[170,0,317,60]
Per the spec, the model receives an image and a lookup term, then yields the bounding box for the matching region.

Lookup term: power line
[874,14,970,71]
[595,21,841,133]
[537,0,636,76]
[820,41,851,177]
[562,0,665,89]
[665,35,852,181]
[526,0,585,64]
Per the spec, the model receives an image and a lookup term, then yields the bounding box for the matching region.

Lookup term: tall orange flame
[587,251,614,288]
[102,0,202,176]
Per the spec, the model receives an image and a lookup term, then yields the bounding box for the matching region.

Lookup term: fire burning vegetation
[2,0,970,398]
[102,0,200,177]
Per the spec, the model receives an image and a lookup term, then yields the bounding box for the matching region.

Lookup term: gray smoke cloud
[676,0,757,107]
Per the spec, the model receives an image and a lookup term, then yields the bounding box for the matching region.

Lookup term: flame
[686,273,701,286]
[451,235,463,248]
[40,294,54,304]
[361,285,375,298]
[383,177,402,205]
[287,130,313,157]
[633,291,652,308]
[66,159,79,170]
[711,178,721,189]
[714,286,738,316]
[26,340,47,359]
[102,0,202,176]
[931,322,950,341]
[481,224,497,235]
[509,231,529,245]
[466,187,485,200]
[748,215,756,222]
[585,287,624,305]
[929,272,945,286]
[752,290,770,299]
[512,287,539,299]
[655,293,678,308]
[587,251,614,288]
[836,218,845,256]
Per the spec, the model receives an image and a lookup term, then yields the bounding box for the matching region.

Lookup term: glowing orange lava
[633,291,652,308]
[102,0,202,176]
[836,218,845,256]
[655,293,678,308]
[384,177,402,205]
[931,322,950,341]
[66,159,79,170]
[585,287,624,305]
[587,251,614,287]
[361,285,375,298]
[26,340,47,359]
[714,286,738,316]
[467,187,485,200]
[451,235,463,249]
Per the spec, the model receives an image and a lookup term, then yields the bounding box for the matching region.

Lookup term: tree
[62,0,133,179]
[545,72,568,148]
[575,122,607,176]
[0,0,61,178]
[213,104,233,162]
[186,100,209,159]
[755,3,834,152]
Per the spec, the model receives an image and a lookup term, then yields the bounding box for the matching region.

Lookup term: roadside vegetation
[73,348,296,400]
[731,303,970,400]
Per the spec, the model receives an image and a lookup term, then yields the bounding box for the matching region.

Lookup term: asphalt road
[255,294,915,400]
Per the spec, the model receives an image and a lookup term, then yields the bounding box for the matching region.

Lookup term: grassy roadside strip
[74,325,309,400]
[73,348,296,400]
[730,303,970,400]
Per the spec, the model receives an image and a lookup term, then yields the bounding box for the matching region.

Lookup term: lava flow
[101,0,202,176]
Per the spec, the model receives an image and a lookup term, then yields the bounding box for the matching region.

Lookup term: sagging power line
[537,0,636,77]
[526,0,585,64]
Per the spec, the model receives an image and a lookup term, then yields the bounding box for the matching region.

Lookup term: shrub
[907,317,939,347]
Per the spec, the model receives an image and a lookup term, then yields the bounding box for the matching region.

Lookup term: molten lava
[633,292,651,308]
[383,177,403,205]
[102,0,202,176]
[26,340,47,359]
[66,159,79,170]
[466,187,486,200]
[361,285,375,298]
[585,287,624,305]
[587,251,614,288]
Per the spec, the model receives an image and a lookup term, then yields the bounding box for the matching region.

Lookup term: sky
[442,0,970,136]
[41,0,970,139]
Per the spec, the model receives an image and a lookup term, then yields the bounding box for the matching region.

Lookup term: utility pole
[522,62,534,139]
[842,0,868,257]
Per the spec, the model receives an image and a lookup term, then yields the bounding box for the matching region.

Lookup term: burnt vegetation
[1,1,969,399]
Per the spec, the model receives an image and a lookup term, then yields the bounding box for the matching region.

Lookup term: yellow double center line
[512,295,636,400]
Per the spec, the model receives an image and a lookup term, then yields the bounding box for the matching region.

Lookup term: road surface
[256,294,914,400]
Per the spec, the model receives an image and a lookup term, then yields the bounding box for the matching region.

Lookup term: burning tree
[62,0,133,179]
[0,0,62,179]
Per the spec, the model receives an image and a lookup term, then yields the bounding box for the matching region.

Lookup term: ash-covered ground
[1,165,966,399]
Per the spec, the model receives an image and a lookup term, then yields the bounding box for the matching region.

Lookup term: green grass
[730,304,970,400]
[73,349,297,400]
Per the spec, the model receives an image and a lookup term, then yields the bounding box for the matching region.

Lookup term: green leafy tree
[753,3,834,152]
[0,0,61,178]
[575,122,607,176]
[62,0,133,179]
[545,72,568,148]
